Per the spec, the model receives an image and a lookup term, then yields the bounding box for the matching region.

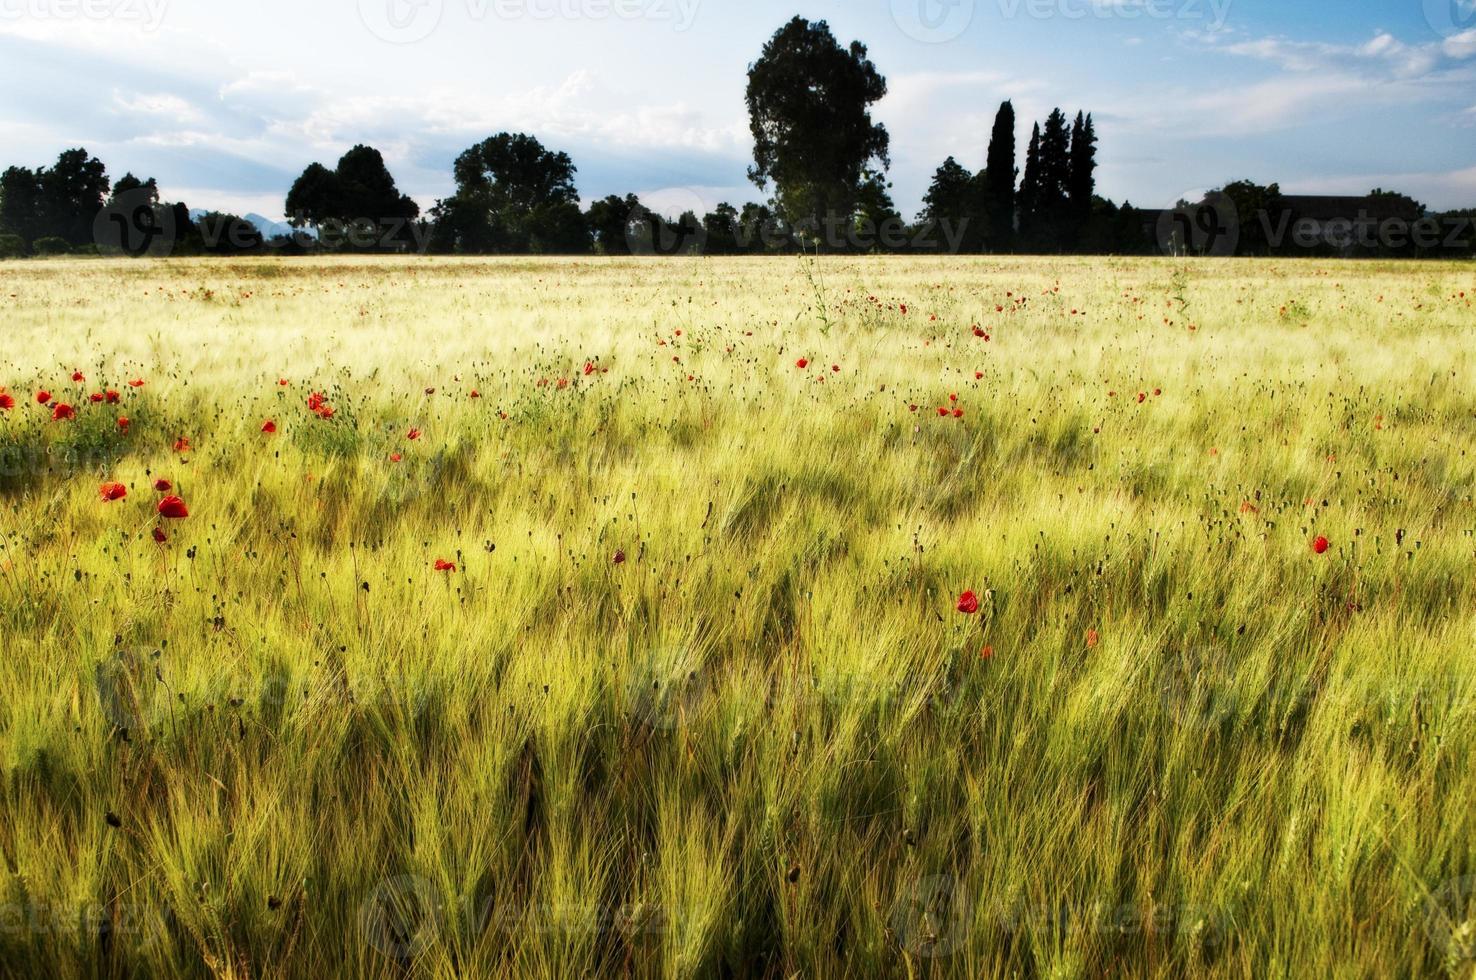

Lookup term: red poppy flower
[584,362,596,376]
[173,437,191,453]
[469,389,481,398]
[117,417,130,430]
[796,358,809,369]
[307,392,327,411]
[957,591,980,615]
[953,409,964,419]
[407,428,421,441]
[937,407,949,416]
[556,378,569,390]
[980,645,994,661]
[71,371,84,382]
[36,390,51,405]
[1086,629,1100,649]
[157,496,189,519]
[127,379,145,388]
[262,419,277,433]
[105,390,120,404]
[613,549,626,565]
[88,392,103,403]
[390,452,403,463]
[152,527,167,543]
[1312,536,1330,555]
[153,479,172,492]
[51,403,76,421]
[973,326,985,337]
[434,559,456,572]
[831,365,840,373]
[975,372,983,380]
[0,392,14,411]
[899,304,908,315]
[99,482,127,502]
[1137,392,1147,404]
[278,378,289,386]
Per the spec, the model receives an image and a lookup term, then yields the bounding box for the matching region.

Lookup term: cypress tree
[981,100,1017,251]
[1068,111,1098,239]
[1018,123,1042,243]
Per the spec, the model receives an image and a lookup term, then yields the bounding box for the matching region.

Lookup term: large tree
[921,156,984,252]
[285,145,419,250]
[1068,112,1098,242]
[745,16,889,248]
[0,166,44,247]
[430,133,588,254]
[585,193,641,255]
[980,101,1017,252]
[1017,123,1043,242]
[20,149,110,247]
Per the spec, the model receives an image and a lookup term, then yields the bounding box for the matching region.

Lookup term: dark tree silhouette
[32,149,110,247]
[1217,179,1283,255]
[1034,109,1072,249]
[921,156,984,252]
[746,16,889,248]
[1018,123,1043,242]
[108,173,159,207]
[431,133,588,254]
[1068,112,1097,242]
[0,165,44,247]
[702,203,742,254]
[981,101,1017,251]
[586,193,641,255]
[286,146,419,250]
[285,163,342,228]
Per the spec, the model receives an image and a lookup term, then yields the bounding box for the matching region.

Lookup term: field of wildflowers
[1,255,1473,977]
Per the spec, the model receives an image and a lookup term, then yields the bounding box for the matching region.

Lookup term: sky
[1,0,1474,223]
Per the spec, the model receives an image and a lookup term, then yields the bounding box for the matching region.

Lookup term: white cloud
[112,91,205,124]
[1445,29,1476,60]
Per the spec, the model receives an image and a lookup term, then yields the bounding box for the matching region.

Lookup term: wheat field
[0,255,1474,978]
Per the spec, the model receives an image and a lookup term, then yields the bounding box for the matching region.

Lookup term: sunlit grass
[0,254,1474,978]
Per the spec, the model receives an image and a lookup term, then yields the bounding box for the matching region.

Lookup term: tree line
[1,16,1471,259]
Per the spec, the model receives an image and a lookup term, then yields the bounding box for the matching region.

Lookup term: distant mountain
[187,209,305,241]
